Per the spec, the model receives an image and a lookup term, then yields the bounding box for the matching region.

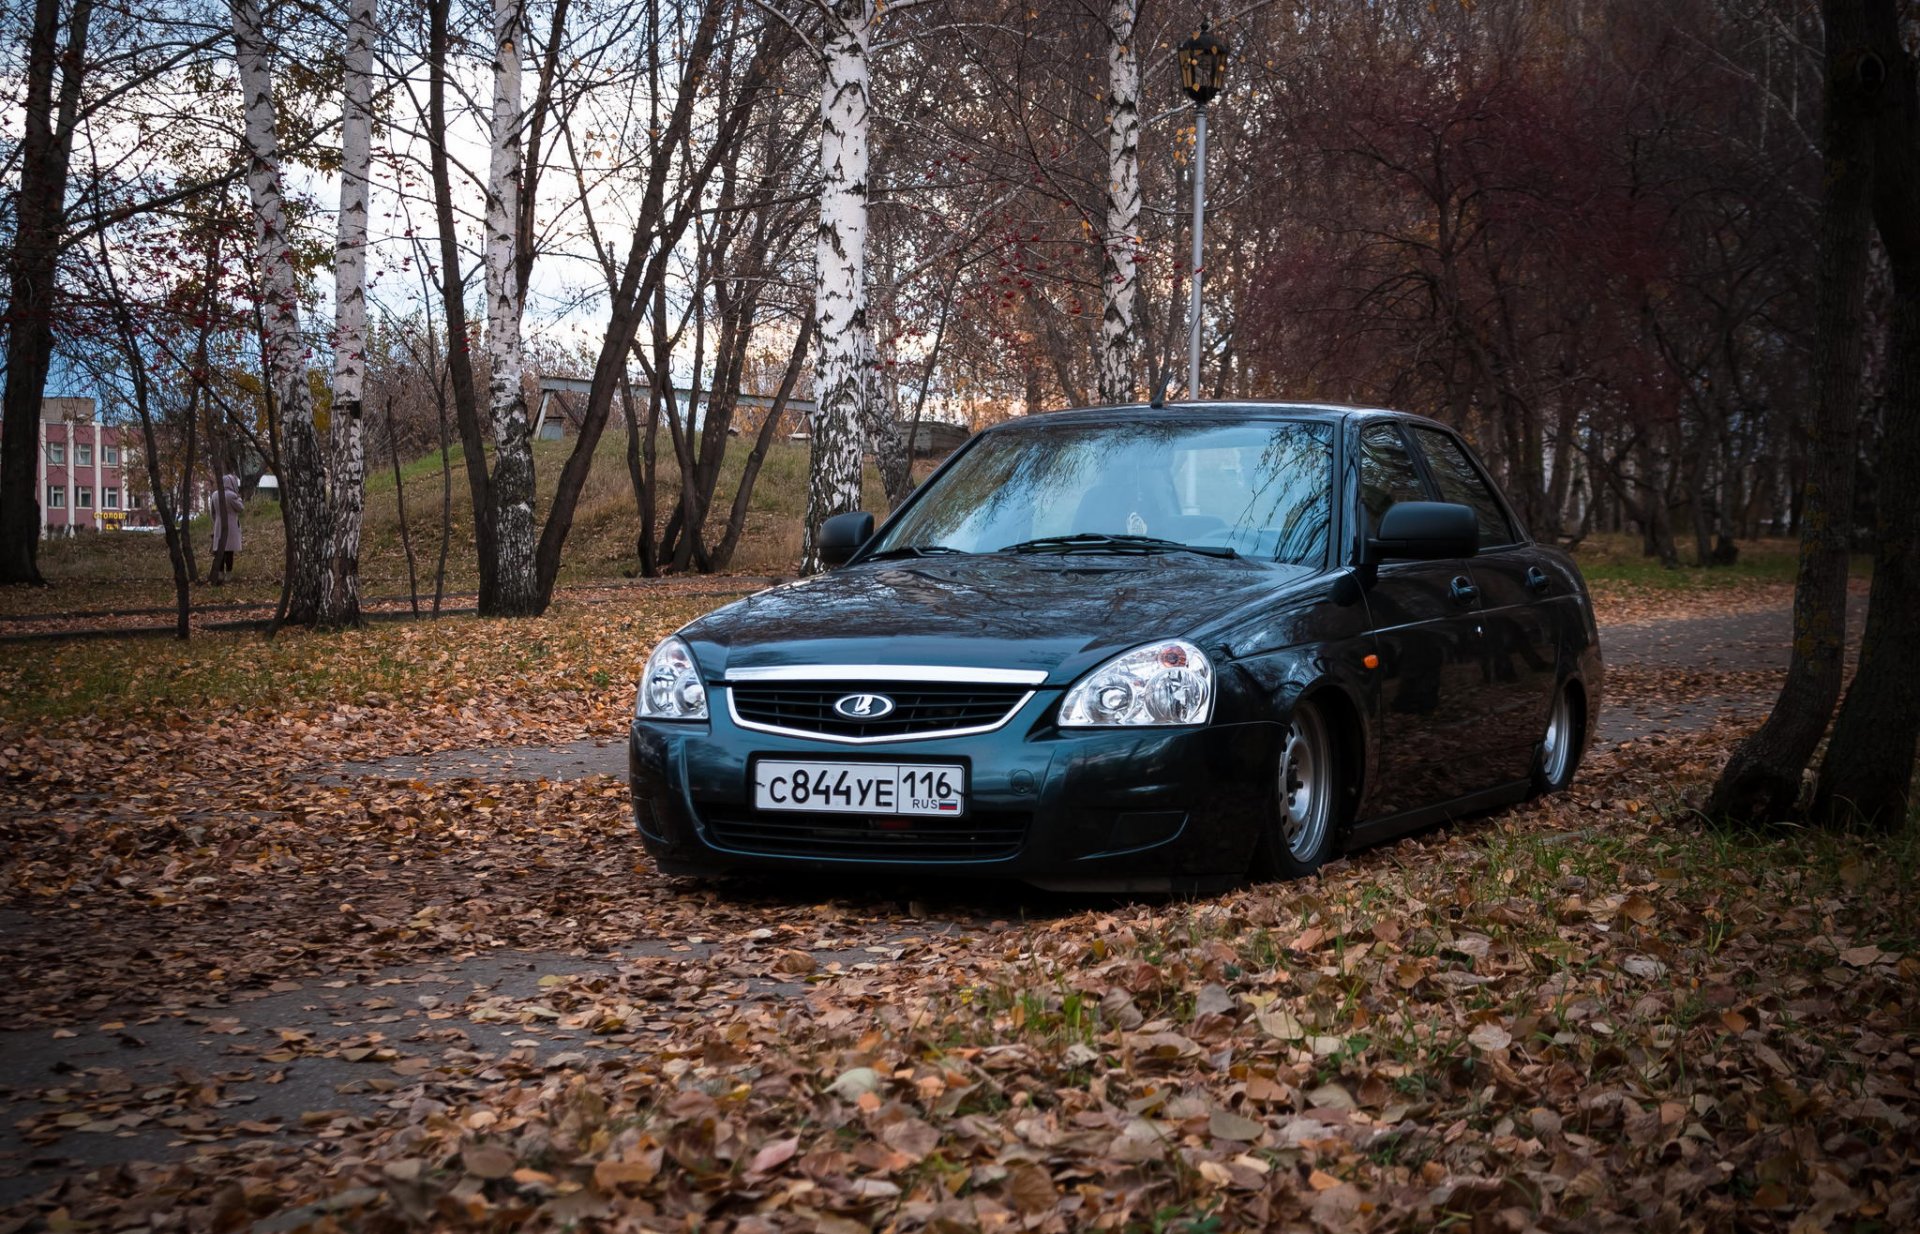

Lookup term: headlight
[636,635,708,721]
[1059,639,1214,727]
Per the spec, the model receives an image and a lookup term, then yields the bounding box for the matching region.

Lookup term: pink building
[37,398,140,535]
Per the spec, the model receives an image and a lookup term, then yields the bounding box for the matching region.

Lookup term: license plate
[752,760,965,816]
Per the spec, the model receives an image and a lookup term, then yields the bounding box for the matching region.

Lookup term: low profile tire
[1530,680,1584,796]
[1250,700,1341,881]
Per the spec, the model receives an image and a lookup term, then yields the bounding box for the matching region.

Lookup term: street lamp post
[1178,23,1229,400]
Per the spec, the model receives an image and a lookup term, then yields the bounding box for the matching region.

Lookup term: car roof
[980,400,1451,433]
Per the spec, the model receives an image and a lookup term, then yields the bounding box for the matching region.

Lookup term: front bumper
[628,687,1278,883]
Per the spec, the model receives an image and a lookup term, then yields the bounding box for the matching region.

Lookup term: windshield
[870,418,1335,563]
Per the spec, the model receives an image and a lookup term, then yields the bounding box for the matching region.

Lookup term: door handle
[1449,576,1478,604]
[1525,566,1550,593]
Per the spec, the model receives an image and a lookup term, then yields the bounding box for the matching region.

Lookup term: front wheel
[1250,701,1340,880]
[1530,681,1584,796]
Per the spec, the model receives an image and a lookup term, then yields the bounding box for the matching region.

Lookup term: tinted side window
[1409,427,1516,547]
[1358,424,1430,535]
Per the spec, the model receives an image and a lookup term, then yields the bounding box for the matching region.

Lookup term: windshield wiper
[862,544,969,561]
[999,533,1237,559]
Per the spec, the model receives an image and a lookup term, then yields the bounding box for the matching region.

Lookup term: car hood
[680,553,1304,684]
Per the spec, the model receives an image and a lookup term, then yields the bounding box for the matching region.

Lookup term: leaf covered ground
[0,586,1914,1233]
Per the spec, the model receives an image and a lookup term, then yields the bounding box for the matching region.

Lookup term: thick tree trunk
[232,0,327,625]
[0,0,92,586]
[319,0,376,628]
[1708,0,1875,825]
[805,0,875,572]
[427,0,498,609]
[1816,295,1920,826]
[486,0,539,614]
[1814,0,1920,829]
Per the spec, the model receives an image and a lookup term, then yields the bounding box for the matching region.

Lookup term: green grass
[1569,533,1870,589]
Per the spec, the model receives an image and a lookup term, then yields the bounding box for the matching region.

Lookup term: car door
[1354,422,1497,814]
[1406,426,1559,784]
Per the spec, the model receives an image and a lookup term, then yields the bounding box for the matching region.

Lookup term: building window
[102,487,120,509]
[47,442,64,464]
[128,491,142,508]
[76,487,93,509]
[76,443,93,467]
[47,485,65,508]
[102,444,119,466]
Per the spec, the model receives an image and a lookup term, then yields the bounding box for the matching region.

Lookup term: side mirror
[817,510,875,567]
[1366,501,1478,562]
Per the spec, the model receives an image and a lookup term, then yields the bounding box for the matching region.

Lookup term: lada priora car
[629,403,1602,890]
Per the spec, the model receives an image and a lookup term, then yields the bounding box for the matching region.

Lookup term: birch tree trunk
[486,0,539,614]
[1098,0,1141,406]
[319,0,375,628]
[231,0,326,625]
[805,0,875,572]
[864,336,911,504]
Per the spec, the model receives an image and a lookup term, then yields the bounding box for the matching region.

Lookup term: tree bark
[1814,0,1920,829]
[485,0,539,614]
[862,352,911,506]
[319,0,376,627]
[805,0,876,572]
[1707,0,1875,825]
[232,0,327,625]
[1,0,92,585]
[1097,0,1140,407]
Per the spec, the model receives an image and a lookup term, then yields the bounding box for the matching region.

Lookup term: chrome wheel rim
[1541,687,1574,785]
[1280,705,1332,861]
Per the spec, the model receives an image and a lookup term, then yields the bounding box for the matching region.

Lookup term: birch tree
[1098,0,1140,405]
[804,0,878,572]
[485,0,539,615]
[320,0,376,628]
[231,0,327,624]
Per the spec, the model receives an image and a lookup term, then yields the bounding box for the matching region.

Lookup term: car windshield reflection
[868,418,1335,564]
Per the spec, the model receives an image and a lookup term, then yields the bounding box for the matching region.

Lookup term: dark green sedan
[629,403,1602,890]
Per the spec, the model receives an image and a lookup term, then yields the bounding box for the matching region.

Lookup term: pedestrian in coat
[210,473,243,584]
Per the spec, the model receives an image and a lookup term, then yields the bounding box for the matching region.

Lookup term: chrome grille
[728,683,1031,741]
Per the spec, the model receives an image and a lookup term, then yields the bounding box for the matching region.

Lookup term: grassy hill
[14,434,896,614]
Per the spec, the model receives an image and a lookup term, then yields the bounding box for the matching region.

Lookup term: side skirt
[1343,779,1532,852]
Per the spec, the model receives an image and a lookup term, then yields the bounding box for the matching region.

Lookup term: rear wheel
[1250,700,1340,880]
[1531,681,1583,795]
